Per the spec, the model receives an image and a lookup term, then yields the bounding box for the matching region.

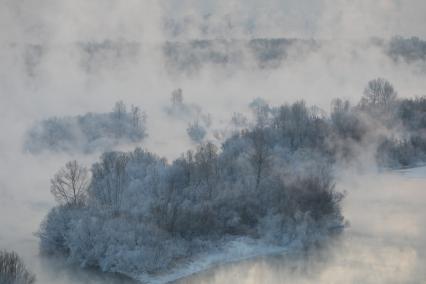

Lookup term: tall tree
[171,88,183,107]
[113,101,126,120]
[248,127,270,190]
[90,152,129,214]
[50,160,90,207]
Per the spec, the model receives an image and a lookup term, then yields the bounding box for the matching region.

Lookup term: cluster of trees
[375,95,426,167]
[186,121,207,143]
[37,77,426,278]
[163,38,318,73]
[164,36,426,75]
[25,101,147,154]
[387,36,426,63]
[38,109,344,276]
[328,78,426,168]
[21,37,426,80]
[0,250,35,284]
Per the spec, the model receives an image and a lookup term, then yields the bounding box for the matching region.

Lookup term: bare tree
[90,152,129,214]
[171,88,183,107]
[248,127,270,190]
[113,100,126,120]
[194,142,218,197]
[50,160,90,207]
[0,250,36,284]
[130,105,142,129]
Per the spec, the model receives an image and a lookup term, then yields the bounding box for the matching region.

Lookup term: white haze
[0,0,426,283]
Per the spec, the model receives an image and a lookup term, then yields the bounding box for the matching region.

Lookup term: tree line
[25,101,146,154]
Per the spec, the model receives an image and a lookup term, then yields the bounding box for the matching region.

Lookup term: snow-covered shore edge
[135,239,292,284]
[121,227,342,284]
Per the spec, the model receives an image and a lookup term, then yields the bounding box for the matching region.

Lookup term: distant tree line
[387,36,426,63]
[163,36,426,74]
[25,101,147,154]
[163,38,319,73]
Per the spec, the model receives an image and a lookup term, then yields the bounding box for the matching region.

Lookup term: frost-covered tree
[247,127,270,189]
[131,105,145,130]
[112,101,126,121]
[230,112,248,128]
[186,121,207,143]
[387,36,426,62]
[90,152,130,214]
[25,102,147,154]
[330,98,366,141]
[249,97,270,127]
[0,250,36,284]
[360,78,397,111]
[50,160,90,207]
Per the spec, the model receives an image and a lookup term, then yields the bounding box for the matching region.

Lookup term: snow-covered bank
[135,238,291,284]
[393,165,426,179]
[134,230,341,284]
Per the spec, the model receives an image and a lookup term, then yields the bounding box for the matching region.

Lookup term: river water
[175,167,426,284]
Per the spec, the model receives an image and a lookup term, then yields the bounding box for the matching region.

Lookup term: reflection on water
[175,167,426,284]
[31,255,137,284]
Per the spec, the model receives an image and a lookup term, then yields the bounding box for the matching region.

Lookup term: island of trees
[37,78,426,280]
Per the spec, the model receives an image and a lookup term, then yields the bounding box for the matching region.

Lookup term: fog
[1,0,426,283]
